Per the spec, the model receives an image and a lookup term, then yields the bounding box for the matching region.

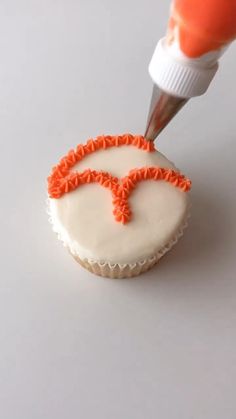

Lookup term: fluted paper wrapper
[47,198,190,279]
[70,216,189,278]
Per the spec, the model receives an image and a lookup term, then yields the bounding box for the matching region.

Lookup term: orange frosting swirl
[47,134,191,224]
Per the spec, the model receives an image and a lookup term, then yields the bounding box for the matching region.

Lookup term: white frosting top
[49,145,190,264]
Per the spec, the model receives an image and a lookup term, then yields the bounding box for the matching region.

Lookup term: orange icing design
[48,134,191,224]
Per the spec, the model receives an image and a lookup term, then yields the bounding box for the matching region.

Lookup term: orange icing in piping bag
[48,134,191,224]
[168,0,236,57]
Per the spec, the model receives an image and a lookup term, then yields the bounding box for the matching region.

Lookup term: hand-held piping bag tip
[145,85,188,141]
[145,36,220,141]
[145,0,236,142]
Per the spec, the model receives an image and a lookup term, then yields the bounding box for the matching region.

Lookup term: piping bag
[145,0,236,141]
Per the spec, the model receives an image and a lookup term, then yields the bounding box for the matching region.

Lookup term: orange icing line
[48,134,191,224]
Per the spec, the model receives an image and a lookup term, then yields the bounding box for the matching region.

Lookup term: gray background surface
[1,1,236,418]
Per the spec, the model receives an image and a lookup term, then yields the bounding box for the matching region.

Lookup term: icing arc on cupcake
[48,134,191,224]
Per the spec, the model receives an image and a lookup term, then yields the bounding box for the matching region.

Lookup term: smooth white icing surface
[49,146,190,264]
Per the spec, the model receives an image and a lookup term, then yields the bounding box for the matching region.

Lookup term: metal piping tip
[144,84,188,141]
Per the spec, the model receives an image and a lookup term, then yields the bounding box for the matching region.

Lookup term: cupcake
[47,134,191,278]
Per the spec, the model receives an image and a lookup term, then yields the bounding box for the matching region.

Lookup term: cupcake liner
[47,198,190,279]
[70,214,189,278]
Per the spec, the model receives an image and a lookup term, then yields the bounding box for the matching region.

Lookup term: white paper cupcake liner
[71,213,190,278]
[47,197,190,278]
